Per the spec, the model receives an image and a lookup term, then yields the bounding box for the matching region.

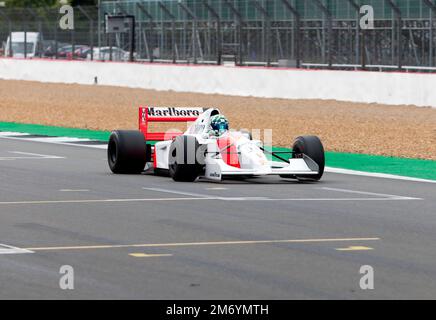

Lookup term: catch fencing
[1,1,436,71]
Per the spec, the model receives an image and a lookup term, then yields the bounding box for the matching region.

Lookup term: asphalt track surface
[0,137,435,299]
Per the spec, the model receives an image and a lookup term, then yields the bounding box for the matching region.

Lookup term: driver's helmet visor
[217,123,228,132]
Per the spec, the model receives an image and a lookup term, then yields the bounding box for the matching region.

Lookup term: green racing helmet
[210,114,229,136]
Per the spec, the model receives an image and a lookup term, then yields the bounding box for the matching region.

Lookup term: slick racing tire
[108,130,147,174]
[291,135,325,181]
[168,135,204,182]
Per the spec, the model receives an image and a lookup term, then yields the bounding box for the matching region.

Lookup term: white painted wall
[0,58,435,108]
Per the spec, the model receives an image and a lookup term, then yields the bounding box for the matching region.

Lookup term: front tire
[168,135,203,182]
[292,135,325,181]
[107,130,147,174]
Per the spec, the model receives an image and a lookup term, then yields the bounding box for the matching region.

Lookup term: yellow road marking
[24,237,380,252]
[129,253,173,258]
[336,246,373,251]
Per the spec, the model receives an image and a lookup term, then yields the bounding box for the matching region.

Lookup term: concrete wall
[1,58,435,108]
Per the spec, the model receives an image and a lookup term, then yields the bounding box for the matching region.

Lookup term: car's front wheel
[168,135,203,182]
[292,135,325,181]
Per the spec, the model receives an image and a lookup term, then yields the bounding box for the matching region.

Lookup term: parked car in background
[57,45,74,58]
[42,41,69,58]
[87,47,135,61]
[57,45,89,59]
[66,45,91,60]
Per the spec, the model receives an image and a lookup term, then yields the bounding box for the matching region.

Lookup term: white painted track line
[11,151,64,158]
[143,187,422,201]
[0,244,34,254]
[326,167,436,184]
[321,187,422,200]
[263,198,419,201]
[25,237,381,252]
[0,134,107,149]
[0,133,89,143]
[143,187,216,199]
[0,195,422,206]
[23,137,91,143]
[0,151,65,160]
[0,132,30,136]
[0,197,215,205]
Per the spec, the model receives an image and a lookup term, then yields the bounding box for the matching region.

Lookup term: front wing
[203,156,319,181]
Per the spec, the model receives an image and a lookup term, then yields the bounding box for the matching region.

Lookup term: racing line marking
[24,237,381,252]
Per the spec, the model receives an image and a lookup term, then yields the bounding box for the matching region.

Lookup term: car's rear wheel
[168,135,203,182]
[107,130,147,174]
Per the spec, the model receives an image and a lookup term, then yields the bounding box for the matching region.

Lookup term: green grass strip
[325,151,436,181]
[1,121,435,181]
[0,122,111,141]
[270,146,436,181]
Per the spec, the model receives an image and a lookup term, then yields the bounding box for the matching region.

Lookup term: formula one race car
[107,106,325,182]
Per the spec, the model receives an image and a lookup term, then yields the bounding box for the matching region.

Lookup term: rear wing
[139,106,204,141]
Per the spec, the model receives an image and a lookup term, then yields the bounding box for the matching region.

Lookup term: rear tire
[107,130,147,174]
[292,135,325,181]
[168,135,203,182]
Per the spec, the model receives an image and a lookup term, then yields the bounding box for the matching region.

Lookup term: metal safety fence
[1,1,436,71]
[0,5,98,60]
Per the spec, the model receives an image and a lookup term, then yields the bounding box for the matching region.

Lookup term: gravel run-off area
[0,79,435,160]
